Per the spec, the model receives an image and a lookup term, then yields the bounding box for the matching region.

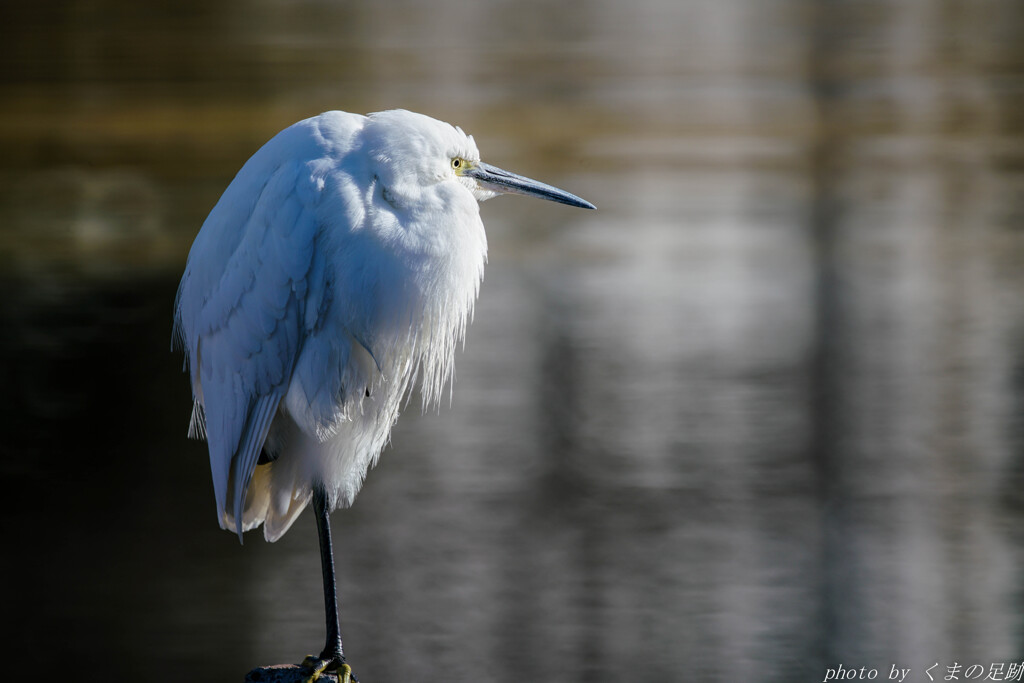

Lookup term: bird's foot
[300,654,356,683]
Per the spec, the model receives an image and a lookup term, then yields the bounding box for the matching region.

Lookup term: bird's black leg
[314,484,344,663]
[301,485,356,682]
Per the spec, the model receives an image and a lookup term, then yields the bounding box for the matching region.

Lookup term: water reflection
[2,1,1024,682]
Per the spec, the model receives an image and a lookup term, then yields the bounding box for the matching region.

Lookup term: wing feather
[176,154,330,534]
[175,112,375,537]
[228,392,282,540]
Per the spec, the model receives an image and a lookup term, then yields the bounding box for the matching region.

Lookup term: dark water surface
[3,2,1024,682]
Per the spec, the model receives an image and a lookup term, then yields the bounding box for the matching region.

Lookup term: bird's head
[364,109,595,211]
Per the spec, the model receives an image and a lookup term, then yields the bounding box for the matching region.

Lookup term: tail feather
[219,462,311,542]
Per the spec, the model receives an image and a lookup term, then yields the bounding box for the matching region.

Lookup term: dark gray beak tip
[558,196,597,210]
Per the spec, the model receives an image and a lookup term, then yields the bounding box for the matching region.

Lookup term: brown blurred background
[2,1,1024,682]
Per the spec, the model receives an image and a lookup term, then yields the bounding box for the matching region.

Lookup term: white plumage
[175,110,492,540]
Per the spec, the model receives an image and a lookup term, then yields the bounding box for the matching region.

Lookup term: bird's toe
[300,655,356,683]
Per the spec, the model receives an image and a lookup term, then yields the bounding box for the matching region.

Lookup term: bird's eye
[451,158,463,170]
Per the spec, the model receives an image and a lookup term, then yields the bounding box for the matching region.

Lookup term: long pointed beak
[466,161,596,210]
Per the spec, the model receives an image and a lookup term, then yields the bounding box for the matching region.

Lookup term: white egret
[173,109,594,682]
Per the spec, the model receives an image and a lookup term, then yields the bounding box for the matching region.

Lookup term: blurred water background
[2,1,1024,682]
